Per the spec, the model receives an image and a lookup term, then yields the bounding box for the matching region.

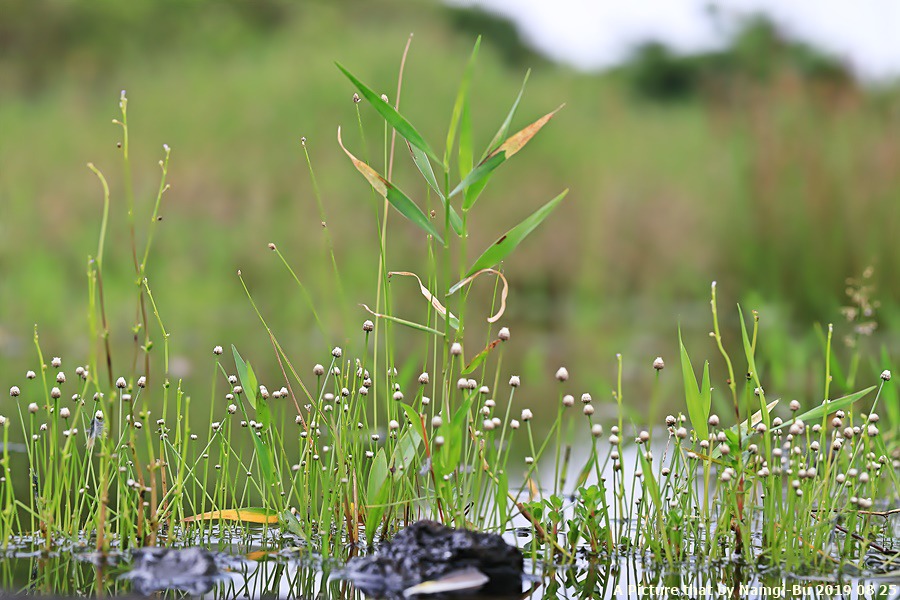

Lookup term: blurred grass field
[2,0,899,421]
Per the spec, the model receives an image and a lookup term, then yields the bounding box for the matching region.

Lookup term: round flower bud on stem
[881,370,891,381]
[313,364,325,376]
[521,409,533,421]
[9,386,19,398]
[498,327,510,341]
[450,342,463,356]
[652,357,665,370]
[509,375,520,387]
[555,367,569,381]
[363,320,374,332]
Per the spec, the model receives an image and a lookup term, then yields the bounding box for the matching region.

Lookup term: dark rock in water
[120,547,228,595]
[343,520,523,598]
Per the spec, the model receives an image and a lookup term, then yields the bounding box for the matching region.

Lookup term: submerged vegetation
[1,40,899,597]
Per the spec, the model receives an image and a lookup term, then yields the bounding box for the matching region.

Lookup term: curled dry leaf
[447,268,508,324]
[389,271,458,329]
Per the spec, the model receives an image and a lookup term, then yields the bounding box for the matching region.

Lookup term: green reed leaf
[338,128,443,244]
[679,328,708,442]
[407,142,463,236]
[337,63,441,164]
[463,189,567,277]
[445,37,480,168]
[451,104,563,204]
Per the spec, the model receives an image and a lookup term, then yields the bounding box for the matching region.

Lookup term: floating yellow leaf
[183,508,279,525]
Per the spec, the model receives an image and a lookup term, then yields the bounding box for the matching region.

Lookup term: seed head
[56,372,66,384]
[213,346,224,355]
[521,408,533,421]
[510,419,520,429]
[389,420,400,431]
[675,427,688,439]
[352,93,361,103]
[457,378,468,390]
[50,387,61,399]
[94,410,104,420]
[639,430,650,443]
[137,376,146,388]
[583,404,594,416]
[434,436,445,447]
[26,371,36,380]
[562,394,574,407]
[60,407,71,419]
[881,370,891,381]
[431,416,443,429]
[233,385,243,395]
[450,342,463,356]
[28,403,38,414]
[9,386,19,398]
[509,375,521,388]
[313,364,325,376]
[51,357,61,368]
[591,424,603,437]
[652,356,665,370]
[116,377,127,389]
[525,456,534,465]
[393,391,404,401]
[708,415,719,427]
[789,400,800,411]
[211,422,221,431]
[332,347,342,358]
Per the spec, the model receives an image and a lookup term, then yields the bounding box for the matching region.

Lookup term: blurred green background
[1,0,898,423]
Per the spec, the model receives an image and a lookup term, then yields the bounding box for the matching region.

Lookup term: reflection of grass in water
[0,38,898,599]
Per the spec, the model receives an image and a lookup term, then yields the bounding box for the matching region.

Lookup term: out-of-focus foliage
[620,16,855,102]
[0,0,294,91]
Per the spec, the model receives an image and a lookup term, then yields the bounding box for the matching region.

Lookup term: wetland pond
[2,442,898,600]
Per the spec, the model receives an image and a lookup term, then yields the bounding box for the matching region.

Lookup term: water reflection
[3,538,898,599]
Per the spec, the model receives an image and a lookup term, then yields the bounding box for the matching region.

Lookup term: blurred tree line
[0,0,294,92]
[617,16,856,102]
[0,2,856,100]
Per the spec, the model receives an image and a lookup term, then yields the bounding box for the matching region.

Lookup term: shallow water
[2,522,899,599]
